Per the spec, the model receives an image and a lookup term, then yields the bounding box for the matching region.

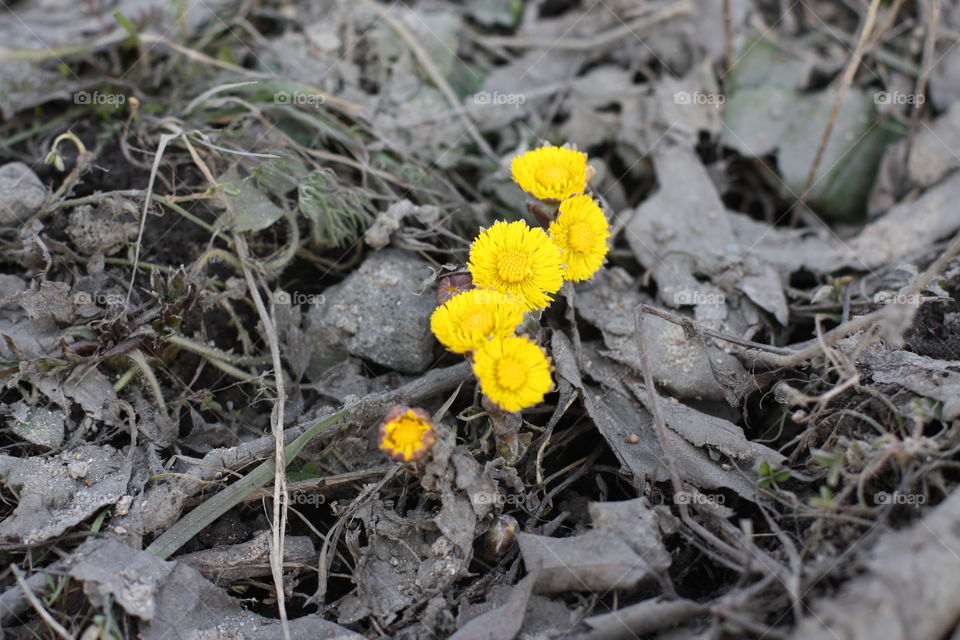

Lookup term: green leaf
[217,167,286,232]
[778,88,899,221]
[722,85,798,157]
[287,460,324,482]
[114,9,139,39]
[726,36,812,92]
[255,156,309,195]
[468,0,523,28]
[773,469,792,483]
[298,168,374,248]
[723,34,899,222]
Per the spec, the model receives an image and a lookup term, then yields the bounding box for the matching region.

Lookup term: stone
[0,162,46,224]
[310,249,436,374]
[66,204,138,255]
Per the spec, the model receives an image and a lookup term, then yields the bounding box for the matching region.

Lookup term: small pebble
[625,434,640,444]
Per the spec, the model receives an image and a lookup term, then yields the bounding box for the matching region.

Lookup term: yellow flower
[379,407,436,462]
[430,288,525,353]
[510,146,588,201]
[473,335,552,412]
[467,220,563,310]
[549,195,610,282]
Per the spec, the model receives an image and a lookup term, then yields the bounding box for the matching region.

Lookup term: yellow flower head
[473,335,553,412]
[467,220,563,310]
[511,146,589,201]
[549,195,610,282]
[379,407,436,462]
[430,288,525,354]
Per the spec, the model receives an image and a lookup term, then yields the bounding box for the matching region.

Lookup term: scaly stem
[482,395,523,464]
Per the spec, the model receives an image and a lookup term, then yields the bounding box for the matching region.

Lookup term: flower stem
[482,395,523,464]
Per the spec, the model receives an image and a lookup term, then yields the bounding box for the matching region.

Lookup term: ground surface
[2,1,960,639]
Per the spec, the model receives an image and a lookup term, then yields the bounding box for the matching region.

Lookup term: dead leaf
[576,270,746,402]
[517,531,655,594]
[67,538,362,640]
[449,573,538,640]
[0,444,132,544]
[587,498,671,572]
[176,531,315,585]
[581,382,771,501]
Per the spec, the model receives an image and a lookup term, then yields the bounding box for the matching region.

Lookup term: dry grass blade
[232,232,291,639]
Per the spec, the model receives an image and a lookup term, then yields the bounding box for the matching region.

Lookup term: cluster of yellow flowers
[430,146,610,413]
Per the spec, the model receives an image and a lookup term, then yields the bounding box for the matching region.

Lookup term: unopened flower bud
[378,406,436,462]
[484,515,518,556]
[436,272,473,306]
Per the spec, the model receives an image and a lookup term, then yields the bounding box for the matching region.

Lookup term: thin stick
[233,233,291,640]
[127,349,168,418]
[10,566,72,640]
[127,130,179,303]
[802,0,882,201]
[638,304,796,355]
[633,306,744,564]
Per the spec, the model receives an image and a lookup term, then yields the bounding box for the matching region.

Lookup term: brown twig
[582,598,708,640]
[638,303,796,355]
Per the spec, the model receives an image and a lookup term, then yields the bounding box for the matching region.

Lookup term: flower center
[535,165,567,186]
[462,310,493,334]
[497,251,531,283]
[567,222,595,253]
[496,357,527,391]
[388,417,427,451]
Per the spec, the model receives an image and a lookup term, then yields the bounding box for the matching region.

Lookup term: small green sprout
[808,486,836,510]
[811,446,844,488]
[758,460,791,490]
